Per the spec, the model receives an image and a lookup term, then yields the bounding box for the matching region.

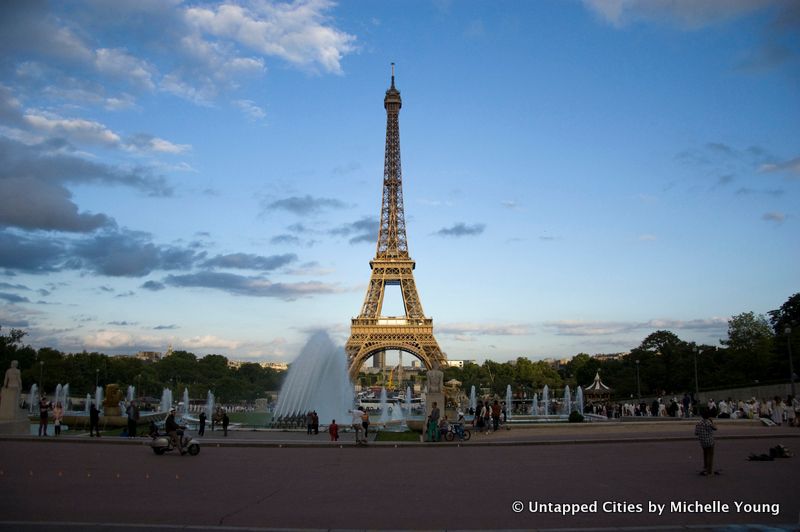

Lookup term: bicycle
[444,423,471,441]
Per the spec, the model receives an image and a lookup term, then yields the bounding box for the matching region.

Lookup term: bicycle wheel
[462,429,471,441]
[445,430,454,441]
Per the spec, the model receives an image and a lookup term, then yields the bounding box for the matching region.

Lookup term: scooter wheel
[188,444,200,456]
[152,447,165,455]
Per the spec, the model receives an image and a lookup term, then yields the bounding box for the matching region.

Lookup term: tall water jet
[531,393,539,415]
[470,385,477,413]
[28,384,38,414]
[62,384,70,410]
[404,385,412,414]
[273,331,354,426]
[205,390,215,417]
[562,385,571,416]
[160,388,173,412]
[54,384,63,408]
[542,385,549,416]
[95,386,104,413]
[378,386,390,423]
[576,386,584,415]
[505,385,513,421]
[182,388,190,417]
[126,385,135,403]
[85,393,91,414]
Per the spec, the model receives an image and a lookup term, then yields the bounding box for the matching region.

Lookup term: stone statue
[426,361,443,393]
[0,360,23,419]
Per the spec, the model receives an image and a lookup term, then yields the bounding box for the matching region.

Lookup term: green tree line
[0,332,283,404]
[2,293,797,402]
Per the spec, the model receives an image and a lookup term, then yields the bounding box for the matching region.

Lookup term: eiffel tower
[345,65,447,380]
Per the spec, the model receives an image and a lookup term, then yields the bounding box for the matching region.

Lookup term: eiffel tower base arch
[345,319,447,382]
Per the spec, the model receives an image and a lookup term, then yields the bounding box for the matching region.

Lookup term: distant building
[444,359,476,368]
[135,351,162,362]
[593,352,629,361]
[260,362,288,371]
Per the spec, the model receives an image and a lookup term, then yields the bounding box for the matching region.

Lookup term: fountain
[542,385,549,416]
[159,388,173,412]
[84,393,91,414]
[378,386,389,424]
[54,384,63,408]
[273,331,354,426]
[182,388,190,417]
[95,386,104,413]
[469,385,477,413]
[126,385,135,403]
[205,390,215,417]
[62,384,70,410]
[505,385,513,421]
[562,385,571,416]
[404,385,412,414]
[531,392,539,415]
[576,386,584,415]
[28,384,38,414]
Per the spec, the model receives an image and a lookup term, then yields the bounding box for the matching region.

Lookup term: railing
[351,318,432,327]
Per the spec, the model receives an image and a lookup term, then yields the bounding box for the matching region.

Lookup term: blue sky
[1,0,798,364]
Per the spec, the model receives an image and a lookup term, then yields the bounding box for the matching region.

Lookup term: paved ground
[1,421,798,531]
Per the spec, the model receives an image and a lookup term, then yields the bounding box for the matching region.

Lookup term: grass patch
[228,412,271,426]
[374,430,421,442]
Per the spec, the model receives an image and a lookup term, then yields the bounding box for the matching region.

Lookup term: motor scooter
[150,427,200,456]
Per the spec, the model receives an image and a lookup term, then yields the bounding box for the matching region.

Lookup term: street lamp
[693,346,700,397]
[635,360,641,401]
[787,326,795,397]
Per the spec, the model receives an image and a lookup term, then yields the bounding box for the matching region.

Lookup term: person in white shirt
[349,407,367,444]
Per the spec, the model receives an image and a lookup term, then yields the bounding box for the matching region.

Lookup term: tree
[721,312,775,384]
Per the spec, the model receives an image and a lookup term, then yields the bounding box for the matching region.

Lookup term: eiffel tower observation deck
[345,65,447,380]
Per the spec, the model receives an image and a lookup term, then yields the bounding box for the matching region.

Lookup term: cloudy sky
[1,0,798,363]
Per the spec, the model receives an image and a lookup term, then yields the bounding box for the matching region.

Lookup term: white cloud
[23,113,121,146]
[438,322,535,336]
[184,0,357,74]
[94,48,157,91]
[545,317,728,337]
[181,335,241,351]
[234,99,267,121]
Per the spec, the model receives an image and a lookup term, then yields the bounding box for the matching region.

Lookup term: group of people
[304,411,320,434]
[472,399,506,434]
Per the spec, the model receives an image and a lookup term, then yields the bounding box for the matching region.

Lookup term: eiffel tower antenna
[345,66,447,380]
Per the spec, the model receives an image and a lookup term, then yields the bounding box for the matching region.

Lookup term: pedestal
[0,387,28,435]
[423,392,445,441]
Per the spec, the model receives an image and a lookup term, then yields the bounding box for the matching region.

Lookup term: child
[329,419,339,441]
[694,408,717,476]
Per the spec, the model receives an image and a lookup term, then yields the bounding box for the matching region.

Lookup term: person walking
[694,408,718,476]
[89,402,101,437]
[329,419,339,441]
[198,411,206,436]
[52,401,63,436]
[306,411,314,435]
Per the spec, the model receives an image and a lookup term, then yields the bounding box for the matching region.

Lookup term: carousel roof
[584,371,612,393]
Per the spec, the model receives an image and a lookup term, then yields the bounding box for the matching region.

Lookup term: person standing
[52,401,63,436]
[89,402,101,437]
[222,410,229,437]
[126,400,139,438]
[427,401,440,442]
[198,411,206,436]
[38,395,51,436]
[312,411,319,435]
[491,400,501,432]
[349,407,367,445]
[329,419,339,441]
[694,408,718,476]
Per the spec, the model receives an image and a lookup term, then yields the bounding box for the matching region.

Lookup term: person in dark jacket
[89,402,101,437]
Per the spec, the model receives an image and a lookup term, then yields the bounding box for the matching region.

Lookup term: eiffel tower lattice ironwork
[345,66,447,380]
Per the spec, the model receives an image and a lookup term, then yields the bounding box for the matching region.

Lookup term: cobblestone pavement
[1,421,798,531]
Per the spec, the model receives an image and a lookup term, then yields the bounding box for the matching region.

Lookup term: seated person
[438,415,450,439]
